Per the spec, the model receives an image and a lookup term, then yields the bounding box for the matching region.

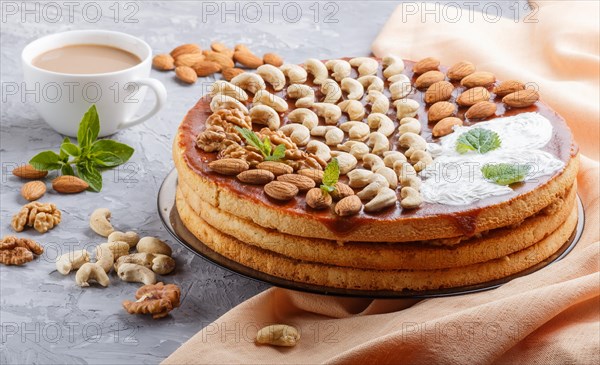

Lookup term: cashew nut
[286,84,315,108]
[357,75,384,92]
[374,166,398,189]
[231,72,266,94]
[114,252,154,271]
[366,90,390,114]
[364,187,398,212]
[388,74,410,84]
[362,153,385,171]
[75,263,110,287]
[400,187,423,209]
[304,58,329,85]
[280,124,310,146]
[320,79,342,104]
[393,99,420,119]
[330,151,357,175]
[398,117,422,136]
[367,113,395,137]
[108,231,140,248]
[325,59,351,82]
[117,263,156,285]
[250,105,281,130]
[347,169,374,188]
[394,161,418,185]
[410,150,433,172]
[313,103,341,125]
[209,80,249,102]
[341,78,364,100]
[367,132,390,155]
[280,63,307,84]
[390,80,412,100]
[55,249,90,275]
[210,94,249,114]
[257,64,286,91]
[306,140,331,163]
[339,121,370,140]
[253,90,288,113]
[152,254,176,275]
[287,108,318,130]
[98,241,129,260]
[89,208,114,237]
[383,151,407,168]
[401,175,422,190]
[136,237,172,257]
[337,140,370,160]
[382,55,405,79]
[312,126,344,146]
[357,173,389,200]
[94,244,114,273]
[338,100,365,121]
[349,57,378,77]
[398,132,427,158]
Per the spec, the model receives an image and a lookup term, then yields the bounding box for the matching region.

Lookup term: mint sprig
[320,158,340,194]
[481,163,531,185]
[29,105,134,192]
[456,128,501,154]
[235,127,286,161]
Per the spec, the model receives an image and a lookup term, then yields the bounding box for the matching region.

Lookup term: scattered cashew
[257,64,286,91]
[330,151,358,174]
[367,132,390,155]
[382,55,405,79]
[394,161,418,185]
[98,241,129,260]
[337,140,370,160]
[397,117,422,135]
[90,208,115,237]
[401,175,422,190]
[137,237,172,257]
[341,78,364,100]
[280,63,308,84]
[347,169,374,188]
[231,72,266,94]
[94,244,114,273]
[320,79,342,104]
[398,132,427,158]
[313,103,341,125]
[253,90,288,113]
[117,263,156,285]
[311,126,344,146]
[400,187,423,209]
[209,80,249,101]
[374,166,398,189]
[55,249,90,275]
[390,80,412,100]
[75,263,110,287]
[306,140,331,163]
[280,124,310,146]
[338,100,365,121]
[410,150,433,172]
[108,231,140,248]
[349,57,378,77]
[367,113,395,137]
[393,99,420,119]
[256,324,300,347]
[250,105,281,130]
[388,74,410,84]
[287,108,318,130]
[286,84,315,108]
[114,252,154,271]
[152,254,176,275]
[357,173,389,200]
[383,151,407,168]
[210,94,249,114]
[304,58,329,85]
[362,153,385,171]
[364,187,398,212]
[339,121,370,140]
[357,75,384,92]
[366,90,390,114]
[325,59,351,82]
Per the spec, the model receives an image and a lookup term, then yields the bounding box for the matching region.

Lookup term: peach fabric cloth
[164,2,599,363]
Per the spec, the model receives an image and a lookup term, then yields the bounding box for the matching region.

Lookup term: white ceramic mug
[21,30,167,137]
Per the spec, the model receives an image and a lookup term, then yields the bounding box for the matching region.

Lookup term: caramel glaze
[178,59,577,236]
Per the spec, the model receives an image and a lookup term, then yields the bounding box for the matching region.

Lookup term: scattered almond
[424,81,454,104]
[503,89,540,108]
[460,71,496,88]
[204,51,234,70]
[432,117,463,137]
[237,169,274,185]
[256,161,293,176]
[12,164,47,179]
[412,57,439,74]
[465,101,497,120]
[414,70,445,89]
[297,169,324,184]
[208,158,249,175]
[21,181,46,201]
[447,61,475,80]
[170,44,201,59]
[152,54,175,71]
[193,61,221,77]
[175,66,198,84]
[428,101,456,122]
[493,80,526,97]
[263,53,284,67]
[210,42,234,58]
[174,53,205,68]
[335,195,362,216]
[234,50,263,69]
[264,181,298,201]
[222,68,245,81]
[456,87,491,107]
[277,174,316,191]
[52,175,89,194]
[330,182,354,201]
[306,188,332,209]
[234,44,252,53]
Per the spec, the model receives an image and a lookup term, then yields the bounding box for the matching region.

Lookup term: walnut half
[0,236,43,266]
[11,202,61,233]
[122,282,181,319]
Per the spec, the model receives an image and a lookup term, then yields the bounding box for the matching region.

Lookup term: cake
[173,56,579,292]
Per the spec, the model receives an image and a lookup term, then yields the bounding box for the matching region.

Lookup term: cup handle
[118,78,167,130]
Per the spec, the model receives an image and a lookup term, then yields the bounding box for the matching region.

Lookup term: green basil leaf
[481,163,531,185]
[77,161,102,192]
[77,105,100,148]
[321,158,340,188]
[59,137,71,161]
[456,128,501,154]
[263,137,272,156]
[90,140,134,165]
[60,142,81,157]
[92,151,125,167]
[29,151,62,171]
[235,127,266,157]
[61,164,75,176]
[265,144,286,162]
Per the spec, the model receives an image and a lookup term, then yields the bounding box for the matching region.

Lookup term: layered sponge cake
[173,57,578,291]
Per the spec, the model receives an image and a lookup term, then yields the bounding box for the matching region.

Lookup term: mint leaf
[59,137,70,162]
[235,127,264,153]
[61,164,75,176]
[77,161,102,192]
[320,158,340,193]
[30,151,62,171]
[77,105,100,148]
[481,163,531,185]
[60,142,81,157]
[456,128,501,154]
[235,127,286,160]
[263,137,272,156]
[92,152,125,167]
[90,140,134,165]
[265,144,286,162]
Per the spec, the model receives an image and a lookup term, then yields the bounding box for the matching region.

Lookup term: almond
[152,54,175,71]
[264,181,298,201]
[330,182,354,201]
[414,70,445,89]
[460,71,496,88]
[204,51,235,70]
[210,42,234,58]
[237,169,274,185]
[170,44,201,59]
[222,67,245,81]
[428,101,456,122]
[412,57,440,74]
[335,195,362,216]
[175,66,198,84]
[21,181,46,201]
[52,175,89,194]
[456,87,491,106]
[493,80,526,97]
[447,61,475,80]
[432,117,463,137]
[233,50,264,69]
[174,53,205,68]
[465,101,497,120]
[256,161,293,176]
[193,61,221,77]
[306,188,332,209]
[208,158,249,175]
[234,44,252,53]
[13,164,48,179]
[297,169,324,184]
[277,174,316,191]
[424,81,454,104]
[263,53,284,67]
[503,89,540,108]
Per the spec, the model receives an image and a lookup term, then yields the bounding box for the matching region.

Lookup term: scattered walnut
[0,236,43,266]
[0,247,33,265]
[0,235,44,255]
[122,282,181,319]
[11,202,61,233]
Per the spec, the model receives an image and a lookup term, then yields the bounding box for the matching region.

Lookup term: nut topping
[277,174,316,191]
[264,181,298,201]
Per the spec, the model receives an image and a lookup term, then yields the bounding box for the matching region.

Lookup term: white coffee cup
[21,30,167,137]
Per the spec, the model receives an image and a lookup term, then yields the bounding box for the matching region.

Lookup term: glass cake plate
[158,169,585,299]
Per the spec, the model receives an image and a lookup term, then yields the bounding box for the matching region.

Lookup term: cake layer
[175,189,578,291]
